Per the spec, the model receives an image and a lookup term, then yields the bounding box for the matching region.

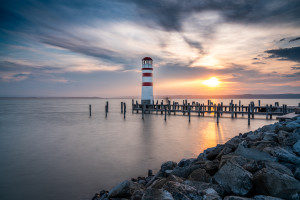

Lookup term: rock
[249,141,279,151]
[161,161,177,173]
[131,190,144,200]
[263,161,293,176]
[253,195,284,200]
[141,188,174,200]
[214,160,253,196]
[188,168,212,183]
[253,168,300,199]
[235,144,277,162]
[216,146,233,160]
[204,160,220,176]
[171,166,191,178]
[108,180,131,198]
[202,188,221,200]
[163,181,202,200]
[273,147,300,165]
[262,132,278,142]
[165,170,173,176]
[149,178,167,189]
[224,196,253,200]
[293,140,300,156]
[278,130,298,146]
[166,174,184,183]
[183,180,225,197]
[205,145,225,160]
[286,121,300,130]
[294,167,300,181]
[225,136,243,150]
[178,158,196,167]
[219,154,248,168]
[246,131,263,141]
[243,160,263,173]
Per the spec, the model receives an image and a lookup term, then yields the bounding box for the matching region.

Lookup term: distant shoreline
[0,94,300,99]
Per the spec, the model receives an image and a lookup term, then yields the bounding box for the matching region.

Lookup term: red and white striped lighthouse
[141,57,154,104]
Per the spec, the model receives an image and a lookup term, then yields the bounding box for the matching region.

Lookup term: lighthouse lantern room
[141,57,154,104]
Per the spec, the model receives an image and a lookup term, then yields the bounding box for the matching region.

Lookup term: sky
[0,0,300,97]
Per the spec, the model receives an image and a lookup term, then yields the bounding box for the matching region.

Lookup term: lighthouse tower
[141,57,154,104]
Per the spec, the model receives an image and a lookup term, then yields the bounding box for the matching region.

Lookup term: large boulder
[277,130,298,146]
[205,145,225,160]
[253,195,283,200]
[223,196,253,200]
[219,154,248,168]
[253,168,300,199]
[108,180,133,198]
[286,121,300,130]
[141,188,174,200]
[161,161,177,173]
[171,166,191,178]
[263,161,293,176]
[183,180,225,198]
[213,160,253,196]
[188,168,212,183]
[262,132,278,142]
[235,144,276,162]
[273,147,300,165]
[225,136,243,150]
[293,140,300,156]
[163,181,202,200]
[178,158,196,168]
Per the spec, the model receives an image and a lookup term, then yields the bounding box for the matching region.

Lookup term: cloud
[265,46,300,63]
[289,37,300,42]
[252,62,266,64]
[291,66,300,70]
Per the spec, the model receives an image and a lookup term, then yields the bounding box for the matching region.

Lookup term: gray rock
[183,180,225,197]
[216,146,233,160]
[171,166,191,178]
[253,195,283,200]
[161,161,177,173]
[263,132,278,142]
[263,161,293,176]
[246,131,263,141]
[224,196,253,200]
[149,178,167,189]
[108,180,131,198]
[141,188,174,200]
[243,160,263,173]
[214,160,253,196]
[273,147,300,165]
[235,144,277,162]
[131,190,144,200]
[219,154,248,168]
[278,130,298,146]
[163,181,202,200]
[225,136,243,150]
[202,188,221,200]
[286,121,300,130]
[165,170,173,176]
[188,168,212,183]
[205,145,225,160]
[178,158,196,167]
[293,140,300,156]
[294,167,300,181]
[253,168,300,199]
[204,160,220,176]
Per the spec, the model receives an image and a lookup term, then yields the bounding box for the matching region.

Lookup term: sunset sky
[0,0,300,97]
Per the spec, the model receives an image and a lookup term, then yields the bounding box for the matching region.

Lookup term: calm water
[0,98,299,200]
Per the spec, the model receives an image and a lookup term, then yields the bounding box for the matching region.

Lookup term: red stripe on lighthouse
[142,68,153,70]
[143,73,152,77]
[142,82,153,86]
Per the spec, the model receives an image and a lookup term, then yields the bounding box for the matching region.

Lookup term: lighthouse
[141,57,154,104]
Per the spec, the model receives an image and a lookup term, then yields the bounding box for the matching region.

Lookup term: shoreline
[93,117,300,200]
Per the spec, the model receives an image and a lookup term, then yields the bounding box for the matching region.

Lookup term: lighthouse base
[142,100,152,105]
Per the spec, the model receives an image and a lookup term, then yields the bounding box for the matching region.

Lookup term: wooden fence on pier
[131,99,299,124]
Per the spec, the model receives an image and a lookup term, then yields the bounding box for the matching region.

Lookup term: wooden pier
[131,99,299,124]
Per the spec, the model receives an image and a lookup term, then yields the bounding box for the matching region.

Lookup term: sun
[202,77,220,87]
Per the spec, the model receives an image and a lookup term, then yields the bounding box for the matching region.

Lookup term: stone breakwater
[93,118,300,200]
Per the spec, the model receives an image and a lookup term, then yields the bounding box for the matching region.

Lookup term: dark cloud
[279,38,285,42]
[252,57,259,60]
[265,46,300,63]
[289,37,300,42]
[126,0,300,31]
[291,66,300,70]
[252,62,266,64]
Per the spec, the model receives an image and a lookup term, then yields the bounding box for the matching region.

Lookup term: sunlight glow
[202,77,220,87]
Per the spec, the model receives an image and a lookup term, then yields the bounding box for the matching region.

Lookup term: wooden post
[164,106,167,121]
[258,100,261,107]
[121,102,123,113]
[266,104,269,119]
[168,100,171,115]
[106,101,109,112]
[124,103,126,119]
[89,104,91,117]
[270,104,273,119]
[242,105,244,117]
[105,105,107,118]
[235,104,237,118]
[161,101,163,114]
[217,104,220,124]
[231,103,234,118]
[221,102,223,116]
[136,101,139,113]
[248,104,250,125]
[132,99,134,113]
[251,102,254,119]
[142,104,144,120]
[188,106,191,122]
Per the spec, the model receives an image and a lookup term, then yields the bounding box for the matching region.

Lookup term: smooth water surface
[0,98,299,200]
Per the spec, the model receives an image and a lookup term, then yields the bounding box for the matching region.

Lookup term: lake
[0,98,299,200]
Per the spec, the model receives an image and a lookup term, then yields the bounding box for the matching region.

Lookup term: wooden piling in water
[235,104,237,118]
[270,104,272,119]
[121,102,123,113]
[248,104,250,125]
[106,101,109,112]
[188,106,191,122]
[164,106,167,121]
[124,103,126,119]
[89,104,91,117]
[266,104,269,119]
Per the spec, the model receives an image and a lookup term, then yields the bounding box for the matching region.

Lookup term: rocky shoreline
[93,118,300,200]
